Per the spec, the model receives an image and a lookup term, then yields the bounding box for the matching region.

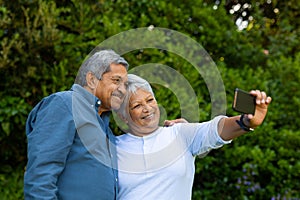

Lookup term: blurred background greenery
[0,0,299,199]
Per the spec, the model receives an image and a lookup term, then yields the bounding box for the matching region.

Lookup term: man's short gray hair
[75,49,129,86]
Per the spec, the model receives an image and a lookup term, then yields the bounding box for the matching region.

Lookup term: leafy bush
[0,166,24,200]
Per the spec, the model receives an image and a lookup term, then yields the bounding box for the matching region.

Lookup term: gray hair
[118,74,154,119]
[75,49,129,86]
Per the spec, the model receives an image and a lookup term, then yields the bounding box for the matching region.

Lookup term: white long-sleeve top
[116,116,231,200]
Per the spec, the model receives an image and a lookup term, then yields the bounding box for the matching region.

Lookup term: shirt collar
[71,84,102,111]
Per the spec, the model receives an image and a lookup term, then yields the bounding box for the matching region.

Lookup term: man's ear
[86,72,97,90]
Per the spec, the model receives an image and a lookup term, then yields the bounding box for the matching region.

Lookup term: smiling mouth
[112,93,124,100]
[142,113,154,119]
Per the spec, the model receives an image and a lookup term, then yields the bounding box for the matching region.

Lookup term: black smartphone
[232,88,256,115]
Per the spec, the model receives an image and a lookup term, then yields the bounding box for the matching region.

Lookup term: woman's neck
[129,126,160,137]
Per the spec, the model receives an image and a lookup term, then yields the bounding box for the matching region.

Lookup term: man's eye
[112,78,121,83]
[147,98,154,102]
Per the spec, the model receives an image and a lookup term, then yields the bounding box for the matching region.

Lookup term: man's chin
[111,102,122,111]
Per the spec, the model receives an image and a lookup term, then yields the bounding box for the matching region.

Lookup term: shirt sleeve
[176,115,231,157]
[24,93,75,200]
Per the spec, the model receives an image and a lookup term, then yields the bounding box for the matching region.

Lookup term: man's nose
[118,82,127,94]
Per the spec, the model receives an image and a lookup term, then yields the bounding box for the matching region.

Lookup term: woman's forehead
[129,89,153,102]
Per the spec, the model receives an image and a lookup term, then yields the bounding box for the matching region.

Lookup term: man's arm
[24,94,75,199]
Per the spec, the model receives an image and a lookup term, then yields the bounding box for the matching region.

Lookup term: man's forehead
[103,70,127,79]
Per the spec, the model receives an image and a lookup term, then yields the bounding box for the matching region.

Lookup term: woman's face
[127,88,160,136]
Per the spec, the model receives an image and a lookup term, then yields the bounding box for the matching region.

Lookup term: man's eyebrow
[111,75,122,79]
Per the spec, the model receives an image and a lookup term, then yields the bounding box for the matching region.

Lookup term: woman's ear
[117,113,128,124]
[86,72,97,90]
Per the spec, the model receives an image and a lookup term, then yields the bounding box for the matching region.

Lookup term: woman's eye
[131,104,141,110]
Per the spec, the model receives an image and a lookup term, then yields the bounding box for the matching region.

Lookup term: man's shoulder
[51,89,72,98]
[30,90,73,113]
[43,89,73,103]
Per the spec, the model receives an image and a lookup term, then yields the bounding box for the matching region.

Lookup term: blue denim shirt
[24,84,118,200]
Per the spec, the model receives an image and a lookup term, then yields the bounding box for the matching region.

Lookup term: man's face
[95,63,128,113]
[127,88,160,136]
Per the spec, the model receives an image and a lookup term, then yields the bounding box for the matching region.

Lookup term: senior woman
[116,74,272,200]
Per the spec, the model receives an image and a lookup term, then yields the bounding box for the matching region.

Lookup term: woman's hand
[244,90,272,129]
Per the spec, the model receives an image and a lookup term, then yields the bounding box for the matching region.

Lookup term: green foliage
[1,0,300,199]
[0,166,24,200]
[264,52,300,131]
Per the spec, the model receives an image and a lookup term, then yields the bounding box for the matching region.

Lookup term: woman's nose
[142,104,151,112]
